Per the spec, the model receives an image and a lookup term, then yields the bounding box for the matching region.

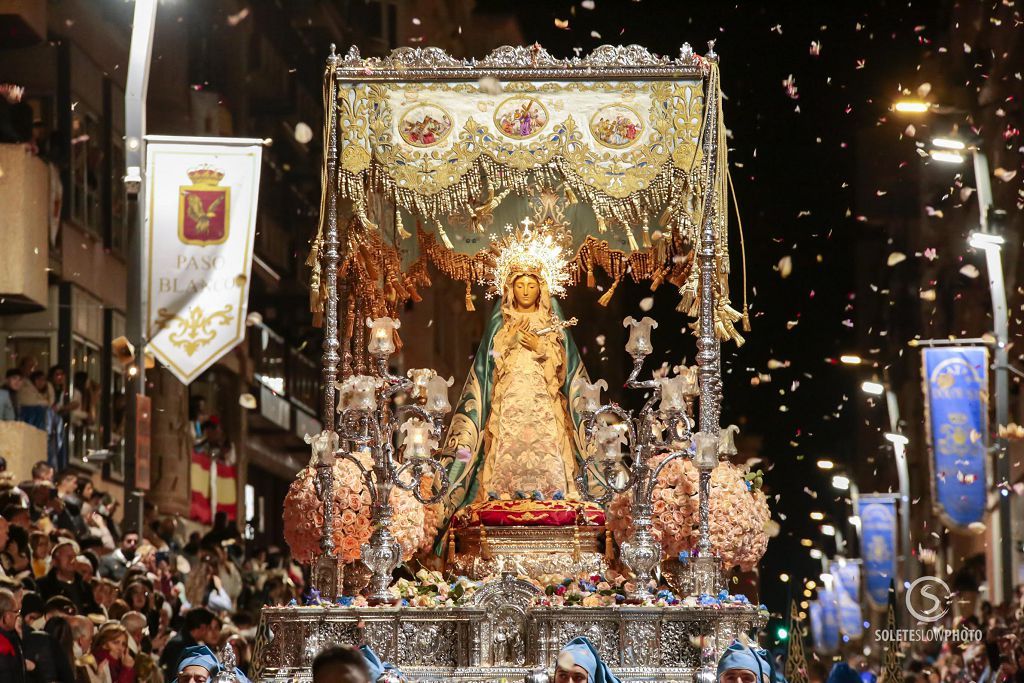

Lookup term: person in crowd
[92,623,136,683]
[31,461,54,486]
[70,615,99,683]
[716,640,777,683]
[37,539,100,615]
[0,369,23,421]
[0,587,28,683]
[312,645,373,683]
[22,589,75,683]
[555,636,621,683]
[101,532,141,581]
[3,524,35,589]
[826,663,863,683]
[29,531,51,578]
[173,643,251,683]
[159,606,221,676]
[18,370,53,431]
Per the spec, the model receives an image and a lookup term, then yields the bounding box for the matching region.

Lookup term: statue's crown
[481,219,572,299]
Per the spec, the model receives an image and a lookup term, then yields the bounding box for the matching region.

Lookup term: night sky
[485,0,949,621]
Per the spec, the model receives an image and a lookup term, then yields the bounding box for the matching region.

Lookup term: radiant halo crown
[481,217,573,299]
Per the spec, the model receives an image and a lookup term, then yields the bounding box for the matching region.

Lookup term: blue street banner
[830,559,861,603]
[809,601,824,652]
[837,588,864,639]
[831,560,864,638]
[922,347,989,529]
[818,589,840,651]
[858,495,898,610]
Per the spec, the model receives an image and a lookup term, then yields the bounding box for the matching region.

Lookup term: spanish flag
[215,461,238,521]
[190,449,213,524]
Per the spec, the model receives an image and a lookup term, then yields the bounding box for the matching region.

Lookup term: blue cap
[556,636,621,683]
[360,645,403,681]
[172,645,252,683]
[827,663,862,683]
[717,641,774,682]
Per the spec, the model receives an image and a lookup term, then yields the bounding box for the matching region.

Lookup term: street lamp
[860,380,885,396]
[899,109,1015,600]
[839,354,863,365]
[816,459,835,470]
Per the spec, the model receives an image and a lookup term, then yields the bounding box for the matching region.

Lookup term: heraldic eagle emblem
[179,165,230,245]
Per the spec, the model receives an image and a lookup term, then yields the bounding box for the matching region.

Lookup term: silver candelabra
[329,317,452,604]
[574,316,723,600]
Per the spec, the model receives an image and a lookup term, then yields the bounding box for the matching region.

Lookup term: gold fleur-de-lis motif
[154,305,234,356]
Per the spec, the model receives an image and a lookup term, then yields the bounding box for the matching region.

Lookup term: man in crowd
[31,461,54,485]
[555,636,621,683]
[0,587,27,683]
[160,606,221,675]
[312,646,374,683]
[716,641,778,683]
[36,539,100,615]
[0,369,22,421]
[100,531,140,581]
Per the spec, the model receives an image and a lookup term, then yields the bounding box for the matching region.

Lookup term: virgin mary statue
[442,230,590,518]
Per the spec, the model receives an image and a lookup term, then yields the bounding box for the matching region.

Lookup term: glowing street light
[816,459,835,470]
[969,232,1005,251]
[884,432,910,448]
[932,137,966,150]
[893,99,930,113]
[810,511,825,521]
[822,524,836,537]
[839,354,863,365]
[929,149,966,164]
[861,380,885,396]
[831,474,851,491]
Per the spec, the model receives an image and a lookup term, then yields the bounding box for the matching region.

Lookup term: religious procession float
[252,41,771,682]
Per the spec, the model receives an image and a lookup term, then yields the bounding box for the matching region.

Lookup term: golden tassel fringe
[598,274,621,307]
[464,281,475,312]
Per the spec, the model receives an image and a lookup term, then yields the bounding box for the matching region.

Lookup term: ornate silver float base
[255,575,763,682]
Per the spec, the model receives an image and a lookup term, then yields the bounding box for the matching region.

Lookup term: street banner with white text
[145,136,263,384]
[922,346,989,529]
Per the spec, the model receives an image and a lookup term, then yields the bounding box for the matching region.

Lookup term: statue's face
[512,274,540,310]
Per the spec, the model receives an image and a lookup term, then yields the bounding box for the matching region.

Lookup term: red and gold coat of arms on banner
[178,166,230,245]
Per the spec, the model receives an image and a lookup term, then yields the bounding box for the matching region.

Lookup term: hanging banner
[921,347,989,529]
[818,588,840,652]
[831,559,864,638]
[145,136,264,384]
[808,601,824,653]
[859,494,898,610]
[830,559,861,603]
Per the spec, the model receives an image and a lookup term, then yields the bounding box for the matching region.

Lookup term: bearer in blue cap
[172,645,252,683]
[360,645,404,682]
[555,636,621,683]
[717,640,783,683]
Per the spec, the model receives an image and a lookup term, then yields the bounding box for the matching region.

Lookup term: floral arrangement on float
[282,451,438,566]
[605,428,771,573]
[289,568,766,615]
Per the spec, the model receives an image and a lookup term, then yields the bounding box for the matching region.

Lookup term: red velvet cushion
[452,499,606,529]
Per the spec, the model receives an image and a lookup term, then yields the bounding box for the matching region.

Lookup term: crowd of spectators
[0,459,304,683]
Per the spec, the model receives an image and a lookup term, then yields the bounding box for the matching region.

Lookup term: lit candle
[425,374,454,415]
[623,316,658,357]
[400,418,436,459]
[572,377,609,413]
[366,316,400,357]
